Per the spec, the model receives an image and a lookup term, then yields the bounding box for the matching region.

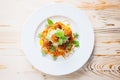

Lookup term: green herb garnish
[67,43,71,50]
[50,45,55,52]
[73,33,79,38]
[61,36,67,41]
[55,29,67,45]
[38,33,41,38]
[55,29,64,38]
[41,50,47,56]
[52,56,57,61]
[73,40,79,47]
[47,18,54,25]
[58,38,63,45]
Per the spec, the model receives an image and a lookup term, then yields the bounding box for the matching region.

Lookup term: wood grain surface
[0,0,120,80]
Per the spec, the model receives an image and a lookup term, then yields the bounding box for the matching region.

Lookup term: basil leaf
[61,36,67,41]
[41,50,47,56]
[73,40,79,47]
[55,29,64,38]
[73,33,79,38]
[47,18,54,25]
[59,38,63,45]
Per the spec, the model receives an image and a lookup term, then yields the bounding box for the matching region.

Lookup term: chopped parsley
[38,33,41,38]
[52,56,57,61]
[41,49,47,56]
[73,40,79,47]
[73,33,79,38]
[67,43,72,50]
[50,45,55,52]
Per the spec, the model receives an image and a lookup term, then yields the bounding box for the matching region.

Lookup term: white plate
[22,3,94,75]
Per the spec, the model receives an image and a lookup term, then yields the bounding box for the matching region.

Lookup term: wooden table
[0,0,120,80]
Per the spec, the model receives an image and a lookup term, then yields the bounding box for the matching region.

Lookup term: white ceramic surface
[22,3,94,75]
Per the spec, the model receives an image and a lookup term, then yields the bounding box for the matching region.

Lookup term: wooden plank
[85,9,120,29]
[0,32,18,43]
[0,48,24,56]
[55,0,120,9]
[94,32,120,56]
[19,71,44,80]
[0,72,20,80]
[0,71,44,80]
[0,56,120,80]
[0,0,120,27]
[0,56,33,72]
[38,56,120,80]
